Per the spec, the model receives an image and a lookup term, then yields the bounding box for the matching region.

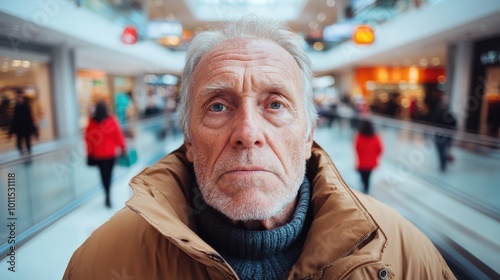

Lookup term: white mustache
[213,151,279,176]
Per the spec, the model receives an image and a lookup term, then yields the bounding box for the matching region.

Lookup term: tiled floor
[0,123,498,279]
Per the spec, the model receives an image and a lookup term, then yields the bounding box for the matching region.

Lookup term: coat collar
[126,145,237,276]
[126,142,378,279]
[289,142,378,278]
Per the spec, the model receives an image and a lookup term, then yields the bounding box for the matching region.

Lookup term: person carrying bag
[117,146,137,167]
[85,101,126,208]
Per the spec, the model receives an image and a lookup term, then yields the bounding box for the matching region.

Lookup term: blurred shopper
[429,94,457,172]
[409,96,423,121]
[355,119,383,193]
[350,95,369,131]
[0,89,11,131]
[385,92,400,118]
[115,90,137,138]
[486,99,500,138]
[8,88,37,155]
[144,87,161,117]
[114,91,131,126]
[64,16,454,279]
[85,101,126,208]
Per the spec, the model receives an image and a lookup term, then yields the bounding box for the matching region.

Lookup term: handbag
[118,149,138,167]
[87,156,98,166]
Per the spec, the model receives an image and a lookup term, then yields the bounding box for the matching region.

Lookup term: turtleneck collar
[193,178,311,279]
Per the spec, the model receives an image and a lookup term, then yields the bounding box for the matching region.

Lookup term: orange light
[353,24,375,45]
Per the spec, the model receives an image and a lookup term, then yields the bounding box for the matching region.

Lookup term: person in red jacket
[85,101,126,208]
[354,119,383,193]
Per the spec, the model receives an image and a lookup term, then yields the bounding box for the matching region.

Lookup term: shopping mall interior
[0,0,499,279]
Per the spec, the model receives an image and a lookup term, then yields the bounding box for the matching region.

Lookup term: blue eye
[210,103,226,112]
[269,102,282,109]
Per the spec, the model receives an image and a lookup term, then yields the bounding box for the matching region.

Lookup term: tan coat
[64,143,455,279]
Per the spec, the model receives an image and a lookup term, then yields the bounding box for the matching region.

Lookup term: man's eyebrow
[261,82,287,92]
[201,80,234,94]
[199,81,290,95]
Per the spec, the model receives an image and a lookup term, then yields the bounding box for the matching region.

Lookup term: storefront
[466,35,500,138]
[76,71,139,129]
[141,73,179,116]
[353,66,446,120]
[0,46,56,152]
[76,70,110,129]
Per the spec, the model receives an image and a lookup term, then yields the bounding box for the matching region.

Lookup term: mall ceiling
[2,0,500,76]
[147,0,339,35]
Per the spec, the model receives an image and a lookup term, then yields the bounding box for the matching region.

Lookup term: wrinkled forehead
[193,38,303,80]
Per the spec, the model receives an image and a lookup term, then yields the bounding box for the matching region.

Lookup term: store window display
[0,53,55,153]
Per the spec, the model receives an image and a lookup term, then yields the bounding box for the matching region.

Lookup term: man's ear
[305,125,316,160]
[185,139,193,163]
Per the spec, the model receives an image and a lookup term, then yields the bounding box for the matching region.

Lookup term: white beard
[191,147,307,221]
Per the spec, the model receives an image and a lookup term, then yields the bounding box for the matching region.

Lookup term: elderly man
[64,16,455,279]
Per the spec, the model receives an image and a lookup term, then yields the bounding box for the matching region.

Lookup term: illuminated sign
[121,26,138,44]
[353,24,375,45]
[323,22,356,42]
[147,20,183,39]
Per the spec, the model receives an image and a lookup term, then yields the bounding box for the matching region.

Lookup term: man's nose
[229,104,265,148]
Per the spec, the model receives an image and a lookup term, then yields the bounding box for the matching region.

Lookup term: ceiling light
[309,21,318,29]
[313,75,335,88]
[313,41,324,51]
[12,60,21,67]
[418,58,428,67]
[366,81,376,91]
[327,0,335,7]
[431,57,440,66]
[22,61,31,68]
[401,98,410,108]
[317,13,326,22]
[379,92,389,102]
[160,36,181,46]
[409,66,419,82]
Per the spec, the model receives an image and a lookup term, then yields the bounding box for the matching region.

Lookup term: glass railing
[81,0,148,38]
[319,109,500,218]
[0,113,182,256]
[316,106,500,278]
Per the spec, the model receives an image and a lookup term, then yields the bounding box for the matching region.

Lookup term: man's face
[185,38,314,221]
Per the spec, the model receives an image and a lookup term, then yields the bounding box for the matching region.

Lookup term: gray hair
[178,15,317,141]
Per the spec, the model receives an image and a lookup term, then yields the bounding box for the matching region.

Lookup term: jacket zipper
[311,231,376,280]
[128,204,240,280]
[340,231,375,259]
[128,204,141,215]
